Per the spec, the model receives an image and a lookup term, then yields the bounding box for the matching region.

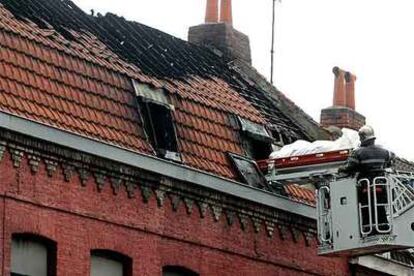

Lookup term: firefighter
[338,125,395,234]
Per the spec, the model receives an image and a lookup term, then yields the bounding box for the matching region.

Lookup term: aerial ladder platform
[258,150,414,257]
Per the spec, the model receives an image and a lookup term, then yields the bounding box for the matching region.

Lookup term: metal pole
[271,0,276,84]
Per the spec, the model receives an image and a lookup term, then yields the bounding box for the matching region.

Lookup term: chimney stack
[345,72,356,110]
[188,0,251,64]
[220,0,233,25]
[320,67,365,131]
[205,0,219,23]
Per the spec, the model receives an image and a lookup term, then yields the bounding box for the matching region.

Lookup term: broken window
[11,234,56,276]
[133,80,181,162]
[237,117,272,160]
[228,153,267,189]
[90,250,132,276]
[269,127,284,146]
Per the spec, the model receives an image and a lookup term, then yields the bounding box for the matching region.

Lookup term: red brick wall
[321,107,366,131]
[0,151,350,276]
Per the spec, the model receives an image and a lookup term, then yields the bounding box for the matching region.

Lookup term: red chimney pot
[332,66,346,107]
[345,72,356,110]
[220,0,233,25]
[205,0,219,23]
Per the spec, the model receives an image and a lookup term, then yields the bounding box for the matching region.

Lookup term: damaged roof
[0,0,326,182]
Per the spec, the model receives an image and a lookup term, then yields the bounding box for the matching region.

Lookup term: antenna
[271,0,281,84]
[270,0,276,84]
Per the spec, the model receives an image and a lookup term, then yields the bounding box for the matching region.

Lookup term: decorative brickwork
[0,129,350,275]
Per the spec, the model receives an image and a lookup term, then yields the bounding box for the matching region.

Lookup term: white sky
[73,0,414,161]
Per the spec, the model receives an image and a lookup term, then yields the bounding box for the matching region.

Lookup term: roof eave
[0,110,316,220]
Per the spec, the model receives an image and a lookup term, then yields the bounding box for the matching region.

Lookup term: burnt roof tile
[0,0,325,184]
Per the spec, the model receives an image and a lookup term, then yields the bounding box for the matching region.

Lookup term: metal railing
[389,173,414,217]
[358,173,414,236]
[358,177,393,235]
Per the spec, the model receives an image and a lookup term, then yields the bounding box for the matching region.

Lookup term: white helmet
[358,125,376,143]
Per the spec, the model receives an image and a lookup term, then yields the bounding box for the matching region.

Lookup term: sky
[73,0,414,161]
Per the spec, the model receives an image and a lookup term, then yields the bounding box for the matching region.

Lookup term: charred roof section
[0,0,319,142]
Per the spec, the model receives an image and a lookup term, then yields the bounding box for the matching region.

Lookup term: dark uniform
[339,139,394,178]
[339,138,395,233]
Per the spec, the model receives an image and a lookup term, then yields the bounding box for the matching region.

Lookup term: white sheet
[270,128,359,159]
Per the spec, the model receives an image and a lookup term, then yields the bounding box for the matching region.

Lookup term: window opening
[138,99,180,161]
[163,266,199,276]
[11,234,56,276]
[133,80,180,162]
[90,250,132,276]
[270,129,283,145]
[237,117,272,160]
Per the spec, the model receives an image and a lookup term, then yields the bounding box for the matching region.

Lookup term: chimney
[205,0,219,23]
[345,72,356,110]
[332,66,346,107]
[188,0,252,64]
[320,67,365,131]
[220,0,233,25]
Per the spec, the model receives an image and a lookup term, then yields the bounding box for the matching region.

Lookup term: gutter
[0,111,316,220]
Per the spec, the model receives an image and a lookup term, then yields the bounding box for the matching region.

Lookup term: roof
[394,157,414,172]
[0,0,325,183]
[283,184,316,206]
[233,61,330,141]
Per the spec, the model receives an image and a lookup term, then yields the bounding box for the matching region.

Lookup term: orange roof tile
[283,184,316,206]
[0,0,322,186]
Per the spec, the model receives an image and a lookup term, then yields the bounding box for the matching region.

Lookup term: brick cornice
[0,128,317,243]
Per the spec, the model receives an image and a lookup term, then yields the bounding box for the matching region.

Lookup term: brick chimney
[188,0,252,64]
[320,67,365,131]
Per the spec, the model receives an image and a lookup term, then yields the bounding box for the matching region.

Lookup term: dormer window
[133,80,181,162]
[237,117,272,160]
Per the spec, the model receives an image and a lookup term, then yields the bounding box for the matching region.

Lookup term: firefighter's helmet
[358,125,376,143]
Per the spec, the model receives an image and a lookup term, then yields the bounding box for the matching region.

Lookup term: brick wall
[0,149,350,275]
[321,106,366,131]
[188,23,252,65]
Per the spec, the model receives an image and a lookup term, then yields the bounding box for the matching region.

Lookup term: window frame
[228,152,268,189]
[132,79,181,162]
[236,116,273,160]
[137,97,181,162]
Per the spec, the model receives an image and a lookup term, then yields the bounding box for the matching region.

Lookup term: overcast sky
[73,0,414,161]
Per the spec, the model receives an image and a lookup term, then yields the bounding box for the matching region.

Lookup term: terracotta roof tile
[283,184,316,206]
[0,35,151,153]
[0,1,323,186]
